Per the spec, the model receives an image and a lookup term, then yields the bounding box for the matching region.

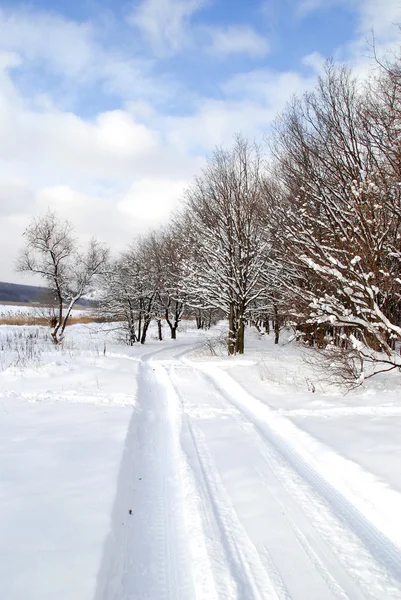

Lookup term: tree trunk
[196,311,204,329]
[127,316,137,345]
[141,318,151,344]
[60,298,77,337]
[166,306,179,339]
[157,319,163,341]
[235,307,245,354]
[51,295,64,344]
[228,303,236,355]
[273,304,280,344]
[138,309,142,341]
[129,323,136,345]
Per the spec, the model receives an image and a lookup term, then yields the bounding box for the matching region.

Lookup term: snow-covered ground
[1,322,401,599]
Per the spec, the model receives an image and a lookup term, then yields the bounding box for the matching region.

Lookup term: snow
[0,323,139,600]
[0,400,132,600]
[0,303,90,315]
[290,415,401,494]
[1,321,401,599]
[0,304,43,314]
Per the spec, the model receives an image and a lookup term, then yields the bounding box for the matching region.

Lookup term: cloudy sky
[0,0,400,283]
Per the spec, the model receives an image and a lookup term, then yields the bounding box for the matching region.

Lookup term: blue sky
[1,0,360,117]
[0,0,400,283]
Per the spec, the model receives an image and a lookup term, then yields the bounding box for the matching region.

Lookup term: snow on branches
[269,60,401,383]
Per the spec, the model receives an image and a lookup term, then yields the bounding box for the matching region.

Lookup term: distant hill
[0,281,96,307]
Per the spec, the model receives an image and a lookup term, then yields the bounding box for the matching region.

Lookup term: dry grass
[0,314,107,326]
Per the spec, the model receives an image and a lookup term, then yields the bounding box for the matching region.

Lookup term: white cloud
[35,186,114,242]
[0,177,34,216]
[0,15,342,285]
[295,0,401,81]
[302,51,326,73]
[0,103,156,182]
[0,7,169,105]
[331,0,401,81]
[0,58,172,187]
[297,0,401,42]
[128,0,207,56]
[221,68,316,105]
[0,37,320,283]
[2,178,190,284]
[118,179,187,220]
[0,54,199,282]
[206,25,270,57]
[358,0,401,39]
[0,51,21,70]
[1,1,401,287]
[0,8,94,77]
[1,213,33,282]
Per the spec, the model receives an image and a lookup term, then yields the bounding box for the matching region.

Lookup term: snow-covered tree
[100,240,160,345]
[180,136,269,354]
[270,61,401,381]
[17,211,109,343]
[140,229,186,340]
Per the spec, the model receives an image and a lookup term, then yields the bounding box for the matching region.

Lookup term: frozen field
[0,323,401,599]
[0,303,91,322]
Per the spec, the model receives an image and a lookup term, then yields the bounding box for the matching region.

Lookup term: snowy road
[95,343,401,600]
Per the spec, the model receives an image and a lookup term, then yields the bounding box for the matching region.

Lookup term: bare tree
[99,255,139,345]
[17,211,109,343]
[99,239,161,345]
[143,228,187,339]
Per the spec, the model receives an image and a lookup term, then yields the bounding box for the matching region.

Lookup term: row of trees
[97,137,271,350]
[18,48,401,384]
[100,230,186,345]
[268,57,401,383]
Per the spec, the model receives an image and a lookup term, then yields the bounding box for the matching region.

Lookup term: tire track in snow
[164,360,283,600]
[154,363,222,600]
[171,365,363,599]
[181,410,283,600]
[198,364,401,590]
[94,356,196,600]
[229,415,388,599]
[94,338,401,600]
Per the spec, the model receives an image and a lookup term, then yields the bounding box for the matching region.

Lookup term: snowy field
[1,322,401,599]
[0,302,91,312]
[0,302,91,322]
[0,303,57,314]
